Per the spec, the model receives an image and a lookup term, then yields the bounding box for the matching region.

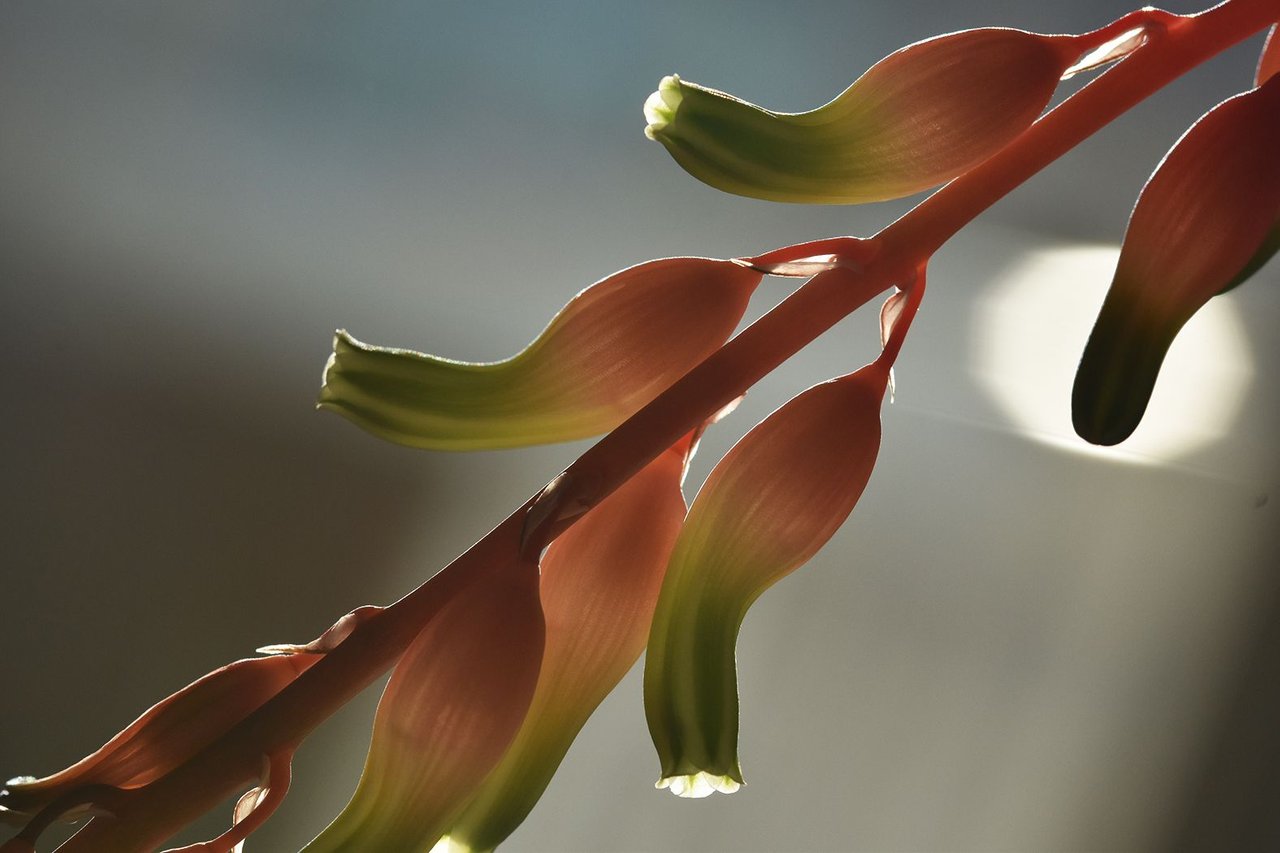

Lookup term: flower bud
[644,363,888,796]
[1073,76,1280,446]
[320,258,760,450]
[644,29,1074,204]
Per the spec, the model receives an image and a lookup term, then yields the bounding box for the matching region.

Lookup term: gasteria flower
[1073,74,1280,446]
[643,28,1076,204]
[435,432,695,852]
[320,257,761,450]
[0,607,381,851]
[305,559,545,852]
[0,654,317,821]
[644,360,890,797]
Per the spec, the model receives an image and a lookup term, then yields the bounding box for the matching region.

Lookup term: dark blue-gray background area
[2,2,1277,850]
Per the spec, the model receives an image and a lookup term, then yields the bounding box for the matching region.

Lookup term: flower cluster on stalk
[4,10,1278,853]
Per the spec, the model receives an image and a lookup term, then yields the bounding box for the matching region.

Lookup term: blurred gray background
[2,2,1277,851]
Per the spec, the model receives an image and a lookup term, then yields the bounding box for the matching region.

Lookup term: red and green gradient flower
[305,561,545,852]
[435,432,697,852]
[644,28,1079,204]
[320,258,761,450]
[1073,73,1280,445]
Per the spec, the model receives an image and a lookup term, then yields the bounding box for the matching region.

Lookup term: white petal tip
[643,75,683,138]
[656,772,741,798]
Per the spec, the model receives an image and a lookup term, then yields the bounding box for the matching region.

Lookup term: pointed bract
[1073,77,1280,445]
[305,562,545,852]
[644,29,1073,204]
[320,258,761,450]
[1258,24,1278,86]
[644,363,889,796]
[440,436,693,852]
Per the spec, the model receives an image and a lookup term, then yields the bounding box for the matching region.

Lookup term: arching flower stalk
[4,2,1278,850]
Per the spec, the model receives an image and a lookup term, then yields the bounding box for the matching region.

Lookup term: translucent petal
[320,258,760,450]
[644,29,1073,204]
[1073,78,1280,445]
[304,563,544,852]
[0,655,318,821]
[644,364,888,793]
[440,438,691,851]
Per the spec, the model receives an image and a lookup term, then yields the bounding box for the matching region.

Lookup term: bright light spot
[971,245,1253,464]
[429,835,472,853]
[656,771,742,798]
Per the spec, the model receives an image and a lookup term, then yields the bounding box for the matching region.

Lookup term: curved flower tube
[0,604,381,851]
[320,258,761,450]
[1073,74,1280,445]
[644,361,890,797]
[436,433,696,852]
[644,28,1076,204]
[0,654,320,825]
[304,560,545,852]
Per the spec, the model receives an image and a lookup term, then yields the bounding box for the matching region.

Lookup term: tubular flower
[0,656,317,821]
[305,560,545,852]
[319,257,761,450]
[0,607,380,850]
[644,360,890,797]
[643,28,1075,204]
[1073,74,1280,446]
[436,433,696,853]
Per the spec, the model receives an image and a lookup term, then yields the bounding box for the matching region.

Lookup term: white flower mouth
[655,771,741,798]
[643,75,684,140]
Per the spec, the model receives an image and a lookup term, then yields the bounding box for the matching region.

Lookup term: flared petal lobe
[644,364,889,796]
[305,562,545,853]
[320,258,761,450]
[644,29,1074,204]
[1073,76,1280,445]
[0,653,319,822]
[439,437,692,852]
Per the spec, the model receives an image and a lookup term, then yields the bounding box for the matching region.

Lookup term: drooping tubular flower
[644,28,1079,204]
[642,266,920,798]
[642,270,907,796]
[320,257,761,450]
[1073,73,1280,446]
[0,607,381,852]
[434,430,697,853]
[305,558,544,852]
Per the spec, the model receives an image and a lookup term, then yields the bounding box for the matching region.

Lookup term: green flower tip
[656,771,742,799]
[643,75,683,140]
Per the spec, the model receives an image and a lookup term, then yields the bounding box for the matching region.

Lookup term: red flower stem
[876,263,928,371]
[55,1,1276,849]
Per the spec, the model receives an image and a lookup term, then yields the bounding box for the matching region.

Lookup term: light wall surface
[2,2,1277,851]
